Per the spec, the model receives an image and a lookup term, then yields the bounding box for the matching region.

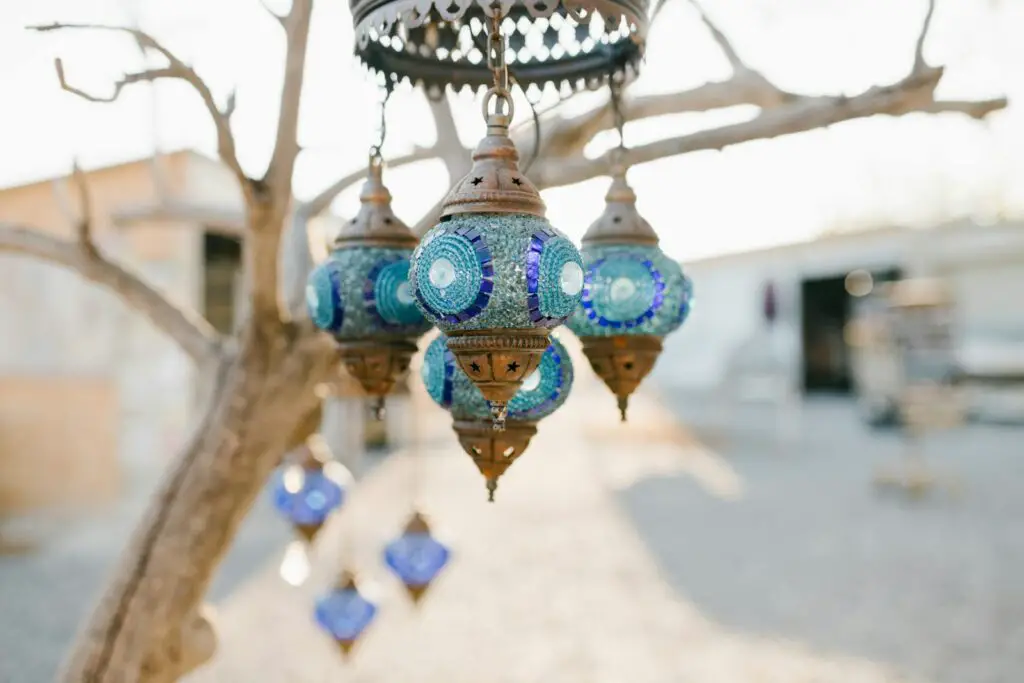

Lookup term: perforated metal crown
[349,0,649,93]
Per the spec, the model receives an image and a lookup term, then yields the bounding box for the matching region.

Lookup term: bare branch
[54,58,177,103]
[298,146,437,219]
[533,67,1007,189]
[0,223,222,364]
[262,0,313,205]
[280,211,315,320]
[70,162,95,247]
[258,0,289,27]
[31,23,247,187]
[914,0,937,71]
[688,0,746,72]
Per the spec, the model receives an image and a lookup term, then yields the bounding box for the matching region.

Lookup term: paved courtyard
[2,374,1023,682]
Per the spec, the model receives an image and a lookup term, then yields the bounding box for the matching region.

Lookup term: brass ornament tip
[336,638,356,658]
[486,478,498,503]
[405,582,430,604]
[295,522,322,544]
[372,397,386,421]
[618,396,629,422]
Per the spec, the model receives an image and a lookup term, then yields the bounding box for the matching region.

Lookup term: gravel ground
[626,387,1024,683]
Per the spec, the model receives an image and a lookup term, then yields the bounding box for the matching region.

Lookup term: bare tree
[0,0,1006,681]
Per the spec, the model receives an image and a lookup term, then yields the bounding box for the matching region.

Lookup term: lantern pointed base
[335,638,358,659]
[580,335,663,421]
[294,522,323,544]
[337,338,418,398]
[452,419,538,501]
[404,582,431,604]
[446,329,549,424]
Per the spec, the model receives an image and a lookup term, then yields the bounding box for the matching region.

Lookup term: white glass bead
[521,369,542,392]
[429,258,456,288]
[560,261,583,296]
[396,281,414,305]
[610,277,637,303]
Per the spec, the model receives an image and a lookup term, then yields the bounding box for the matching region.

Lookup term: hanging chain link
[482,3,514,121]
[368,86,392,171]
[609,76,627,171]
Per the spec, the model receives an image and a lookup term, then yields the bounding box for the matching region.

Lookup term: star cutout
[469,362,481,373]
[506,360,520,373]
[471,177,484,186]
[511,177,522,186]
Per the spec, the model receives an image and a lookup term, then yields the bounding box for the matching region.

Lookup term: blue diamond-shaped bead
[383,532,451,587]
[314,586,377,642]
[271,467,345,526]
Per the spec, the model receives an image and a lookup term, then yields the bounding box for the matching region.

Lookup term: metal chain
[487,7,509,95]
[609,76,627,171]
[368,86,392,169]
[482,3,514,121]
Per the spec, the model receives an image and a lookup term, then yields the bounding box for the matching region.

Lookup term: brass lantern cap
[452,418,538,502]
[445,329,550,427]
[336,338,418,398]
[333,162,418,249]
[441,111,546,219]
[582,169,659,247]
[580,335,663,421]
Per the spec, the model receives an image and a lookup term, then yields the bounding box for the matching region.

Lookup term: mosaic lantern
[348,0,649,95]
[307,160,432,417]
[383,511,451,603]
[314,570,378,657]
[421,332,574,500]
[567,167,690,420]
[410,89,583,429]
[271,437,352,543]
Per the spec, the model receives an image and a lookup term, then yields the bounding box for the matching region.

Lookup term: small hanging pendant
[314,570,377,659]
[383,511,451,603]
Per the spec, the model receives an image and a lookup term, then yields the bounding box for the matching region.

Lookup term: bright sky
[0,0,1020,261]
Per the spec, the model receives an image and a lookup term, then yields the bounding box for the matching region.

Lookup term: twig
[30,22,247,187]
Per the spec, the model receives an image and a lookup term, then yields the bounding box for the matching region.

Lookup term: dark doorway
[801,275,853,392]
[800,268,902,393]
[202,232,242,334]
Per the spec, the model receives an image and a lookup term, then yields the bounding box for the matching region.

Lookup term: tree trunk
[59,326,335,683]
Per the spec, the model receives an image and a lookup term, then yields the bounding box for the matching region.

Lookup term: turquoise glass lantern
[410,99,583,429]
[421,331,574,500]
[306,161,431,416]
[567,170,692,420]
[270,437,351,543]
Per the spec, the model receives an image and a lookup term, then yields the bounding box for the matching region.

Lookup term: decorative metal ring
[481,87,515,121]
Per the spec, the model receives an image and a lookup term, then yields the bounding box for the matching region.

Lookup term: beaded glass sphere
[314,578,377,650]
[307,246,430,339]
[410,214,583,332]
[421,332,574,422]
[669,272,695,332]
[271,463,346,528]
[568,244,688,337]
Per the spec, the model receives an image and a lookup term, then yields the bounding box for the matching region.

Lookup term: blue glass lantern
[314,571,377,657]
[271,437,352,543]
[383,512,451,603]
[306,161,432,417]
[421,332,574,500]
[410,102,583,428]
[567,170,692,420]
